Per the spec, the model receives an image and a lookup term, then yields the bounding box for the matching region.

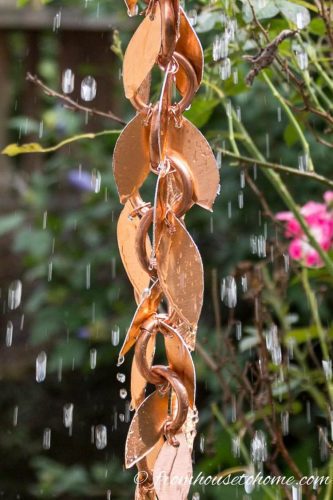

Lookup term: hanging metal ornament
[113,0,220,497]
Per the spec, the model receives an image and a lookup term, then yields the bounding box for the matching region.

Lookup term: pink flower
[324,191,333,205]
[276,193,333,268]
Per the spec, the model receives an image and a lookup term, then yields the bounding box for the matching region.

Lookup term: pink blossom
[276,193,333,268]
[324,191,333,205]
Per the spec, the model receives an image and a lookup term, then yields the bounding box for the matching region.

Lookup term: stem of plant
[262,72,314,172]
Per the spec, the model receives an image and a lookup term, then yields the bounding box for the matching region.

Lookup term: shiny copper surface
[114,1,219,496]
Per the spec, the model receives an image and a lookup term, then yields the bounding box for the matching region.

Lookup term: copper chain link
[113,0,220,497]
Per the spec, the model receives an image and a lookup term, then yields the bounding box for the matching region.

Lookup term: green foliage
[2,0,333,498]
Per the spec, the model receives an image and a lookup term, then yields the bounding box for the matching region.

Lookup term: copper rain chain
[113,0,220,497]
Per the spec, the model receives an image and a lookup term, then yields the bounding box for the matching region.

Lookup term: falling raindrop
[117,356,125,367]
[235,321,242,340]
[119,413,125,422]
[187,9,197,26]
[238,190,244,209]
[53,11,61,31]
[192,493,200,500]
[39,120,44,138]
[283,253,290,273]
[251,430,267,463]
[244,472,255,494]
[220,58,231,80]
[86,263,91,289]
[226,99,232,117]
[296,11,308,29]
[295,49,308,70]
[287,338,295,360]
[199,434,205,453]
[91,169,101,193]
[277,106,282,122]
[42,211,47,230]
[232,69,238,84]
[266,324,282,365]
[90,348,97,370]
[120,388,127,399]
[116,373,126,383]
[127,4,138,16]
[63,403,74,428]
[281,411,289,436]
[221,276,237,308]
[241,275,248,292]
[13,406,18,427]
[5,321,13,347]
[36,352,47,383]
[306,400,311,423]
[216,150,222,169]
[213,34,228,61]
[298,154,308,172]
[48,261,53,282]
[124,401,131,423]
[95,424,107,449]
[232,435,240,457]
[319,427,328,461]
[292,484,302,500]
[81,76,97,101]
[8,280,22,310]
[265,133,270,157]
[141,288,151,300]
[43,428,51,450]
[257,235,267,258]
[240,170,245,188]
[106,490,111,500]
[112,326,120,346]
[322,359,332,381]
[62,68,75,94]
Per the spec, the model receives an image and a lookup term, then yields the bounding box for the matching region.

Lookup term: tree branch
[218,148,333,190]
[26,73,126,126]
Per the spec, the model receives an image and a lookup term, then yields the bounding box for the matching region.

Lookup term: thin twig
[244,171,277,221]
[244,29,297,85]
[26,72,126,126]
[218,148,333,190]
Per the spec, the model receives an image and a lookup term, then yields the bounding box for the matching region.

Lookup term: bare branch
[244,30,297,85]
[26,73,126,126]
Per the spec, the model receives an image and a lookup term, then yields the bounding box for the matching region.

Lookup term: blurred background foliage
[0,0,333,498]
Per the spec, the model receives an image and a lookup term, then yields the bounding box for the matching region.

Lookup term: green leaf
[184,98,220,128]
[285,326,333,344]
[283,122,300,147]
[195,11,222,33]
[276,0,311,26]
[241,0,279,22]
[308,17,326,35]
[0,212,24,236]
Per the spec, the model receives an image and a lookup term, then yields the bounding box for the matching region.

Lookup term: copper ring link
[130,52,197,115]
[135,156,193,274]
[152,365,189,439]
[135,208,156,275]
[134,321,189,439]
[134,319,165,385]
[149,73,172,169]
[158,0,177,68]
[166,156,193,216]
